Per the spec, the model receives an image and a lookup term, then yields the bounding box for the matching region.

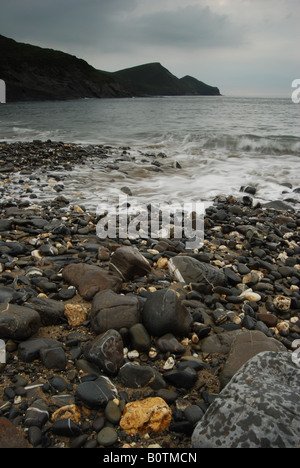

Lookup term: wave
[147,132,300,157]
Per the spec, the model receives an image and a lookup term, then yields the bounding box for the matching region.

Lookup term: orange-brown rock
[64,303,88,327]
[120,397,172,434]
[62,263,122,300]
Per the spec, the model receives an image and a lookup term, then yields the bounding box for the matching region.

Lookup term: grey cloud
[126,5,244,49]
[0,1,243,53]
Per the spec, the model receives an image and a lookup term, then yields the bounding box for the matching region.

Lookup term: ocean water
[0,96,299,210]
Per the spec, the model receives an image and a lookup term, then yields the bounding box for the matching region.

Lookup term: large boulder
[109,246,151,281]
[0,303,40,340]
[192,352,300,448]
[90,289,141,335]
[62,263,122,300]
[142,288,193,337]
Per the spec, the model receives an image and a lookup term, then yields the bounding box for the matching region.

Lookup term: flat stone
[192,352,300,448]
[168,256,226,291]
[90,289,141,335]
[220,330,286,388]
[62,263,122,301]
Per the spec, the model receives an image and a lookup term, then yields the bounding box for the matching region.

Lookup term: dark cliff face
[0,35,221,102]
[0,35,130,102]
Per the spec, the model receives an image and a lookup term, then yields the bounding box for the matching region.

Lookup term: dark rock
[104,400,122,425]
[156,333,186,354]
[90,289,141,334]
[129,323,151,352]
[192,352,300,448]
[83,329,124,375]
[223,267,242,286]
[109,246,151,281]
[51,419,81,437]
[118,362,166,390]
[0,302,41,340]
[25,297,65,325]
[257,313,278,327]
[168,256,226,291]
[184,405,204,425]
[28,426,43,447]
[62,263,122,300]
[0,220,13,232]
[40,346,67,370]
[24,399,49,428]
[75,376,118,408]
[0,286,20,304]
[163,367,198,389]
[142,288,193,337]
[18,337,64,362]
[263,200,295,212]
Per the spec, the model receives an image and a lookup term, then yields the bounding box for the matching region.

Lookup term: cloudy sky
[1,0,299,96]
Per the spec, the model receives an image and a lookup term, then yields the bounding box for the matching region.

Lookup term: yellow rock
[51,404,81,423]
[157,257,168,270]
[120,397,172,435]
[64,303,88,327]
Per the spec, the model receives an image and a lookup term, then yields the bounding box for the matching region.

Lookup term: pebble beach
[0,140,300,449]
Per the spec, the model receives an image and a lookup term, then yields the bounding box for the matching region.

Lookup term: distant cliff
[109,63,221,97]
[0,35,221,102]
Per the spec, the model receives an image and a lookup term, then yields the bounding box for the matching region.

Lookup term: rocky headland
[0,140,299,449]
[0,35,220,102]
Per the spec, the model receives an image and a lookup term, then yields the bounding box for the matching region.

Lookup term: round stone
[97,427,118,447]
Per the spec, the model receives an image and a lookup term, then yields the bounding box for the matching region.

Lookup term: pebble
[97,427,118,447]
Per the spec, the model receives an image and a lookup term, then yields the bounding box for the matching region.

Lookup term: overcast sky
[1,0,299,96]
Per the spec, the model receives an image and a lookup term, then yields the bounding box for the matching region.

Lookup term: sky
[0,0,299,97]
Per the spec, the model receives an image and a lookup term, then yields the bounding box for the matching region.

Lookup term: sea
[0,96,299,211]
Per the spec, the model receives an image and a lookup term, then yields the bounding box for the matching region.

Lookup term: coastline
[0,140,300,448]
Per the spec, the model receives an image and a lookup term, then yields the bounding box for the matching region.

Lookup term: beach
[0,140,300,448]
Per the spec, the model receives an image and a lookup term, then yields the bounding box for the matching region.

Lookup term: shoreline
[0,140,300,448]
